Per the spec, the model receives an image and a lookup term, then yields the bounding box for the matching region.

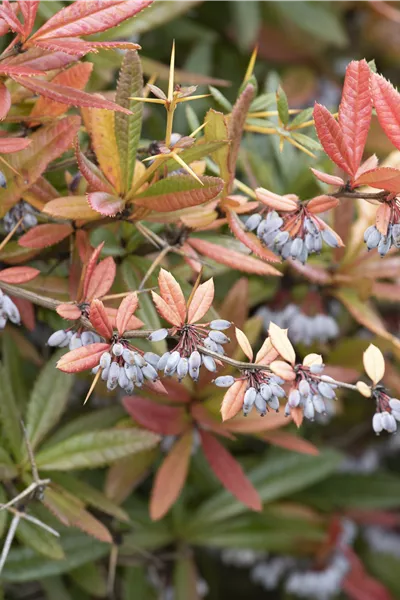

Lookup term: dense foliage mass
[2,1,400,599]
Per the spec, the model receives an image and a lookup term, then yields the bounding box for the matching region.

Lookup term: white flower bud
[125,364,136,381]
[124,380,134,395]
[255,393,267,416]
[0,316,6,330]
[209,330,229,344]
[214,375,235,387]
[108,362,120,385]
[381,411,397,433]
[245,213,262,231]
[260,383,271,401]
[148,328,168,342]
[157,352,170,371]
[165,351,181,375]
[270,382,285,398]
[81,331,95,346]
[268,396,280,411]
[189,350,201,380]
[372,413,383,434]
[101,366,110,381]
[100,352,112,369]
[317,382,335,399]
[47,330,67,347]
[142,364,158,381]
[177,357,188,381]
[69,333,82,350]
[118,368,130,390]
[112,343,123,356]
[310,363,324,374]
[312,394,326,414]
[3,296,20,324]
[299,380,310,396]
[210,319,231,331]
[133,352,146,368]
[389,398,400,412]
[92,365,100,375]
[244,387,257,410]
[203,355,216,372]
[144,352,161,368]
[204,337,218,352]
[122,348,135,364]
[304,398,315,420]
[288,389,300,408]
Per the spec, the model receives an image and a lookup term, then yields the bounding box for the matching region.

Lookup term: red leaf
[116,292,138,336]
[85,257,116,300]
[150,431,192,520]
[123,396,186,436]
[89,299,113,339]
[343,548,393,600]
[151,291,181,327]
[105,306,144,331]
[87,192,125,216]
[0,81,11,120]
[0,266,39,284]
[0,138,31,153]
[19,1,39,38]
[190,404,235,439]
[226,209,281,263]
[313,103,351,175]
[56,303,82,320]
[75,142,115,194]
[4,47,78,71]
[158,269,186,324]
[187,278,214,324]
[75,230,92,263]
[338,60,372,177]
[354,166,400,192]
[19,224,73,249]
[11,296,35,331]
[371,73,400,152]
[56,342,110,373]
[262,432,319,455]
[82,243,104,300]
[31,38,140,59]
[310,168,344,187]
[200,430,262,511]
[30,0,152,40]
[0,1,19,35]
[13,76,132,114]
[220,380,246,421]
[0,3,23,34]
[306,195,340,214]
[188,238,282,276]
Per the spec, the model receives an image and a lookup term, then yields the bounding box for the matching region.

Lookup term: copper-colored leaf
[354,166,400,193]
[151,291,181,327]
[200,430,262,511]
[56,303,82,321]
[220,380,246,421]
[307,195,339,214]
[0,266,39,283]
[75,142,115,194]
[150,430,192,520]
[106,306,144,331]
[0,81,11,120]
[42,195,101,221]
[0,138,31,153]
[226,209,281,263]
[375,202,391,235]
[313,102,351,175]
[82,243,104,299]
[235,327,253,361]
[268,322,296,365]
[116,292,138,335]
[123,396,186,436]
[86,257,116,300]
[255,188,299,211]
[187,278,214,323]
[89,299,113,339]
[255,337,279,366]
[19,223,73,249]
[87,192,125,216]
[371,73,400,153]
[363,343,385,385]
[158,269,186,324]
[56,342,110,373]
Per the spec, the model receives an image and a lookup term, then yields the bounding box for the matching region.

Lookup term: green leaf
[36,429,160,471]
[2,333,30,407]
[1,532,108,582]
[191,448,342,526]
[69,562,107,597]
[164,141,228,174]
[363,550,400,598]
[290,107,314,128]
[204,109,231,193]
[208,85,233,112]
[0,486,8,539]
[368,59,377,74]
[115,51,143,194]
[25,351,74,453]
[123,565,157,600]
[16,517,65,560]
[0,363,22,461]
[231,0,261,51]
[41,576,73,600]
[185,105,200,132]
[291,132,321,151]
[276,86,289,126]
[174,554,199,600]
[0,447,18,480]
[249,93,275,112]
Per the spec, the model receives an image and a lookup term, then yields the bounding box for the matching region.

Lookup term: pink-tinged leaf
[158,269,186,324]
[19,224,73,249]
[354,166,400,192]
[288,258,332,284]
[56,303,81,321]
[338,60,372,176]
[11,296,35,330]
[150,430,192,520]
[87,192,125,216]
[371,73,400,152]
[123,396,186,436]
[255,188,299,211]
[0,1,18,35]
[116,292,138,336]
[89,299,113,339]
[226,209,281,263]
[262,432,319,455]
[354,154,379,181]
[4,47,78,71]
[105,306,144,331]
[0,81,11,120]
[307,195,339,214]
[343,548,392,600]
[56,342,110,373]
[269,360,296,381]
[187,278,214,323]
[225,410,289,434]
[375,202,391,235]
[313,103,351,174]
[310,168,344,187]
[188,238,282,276]
[235,327,253,361]
[86,257,116,300]
[30,0,152,40]
[151,291,181,327]
[75,142,115,194]
[19,1,39,38]
[220,380,246,421]
[0,138,31,153]
[30,63,93,122]
[0,266,39,284]
[255,337,279,366]
[13,76,132,114]
[190,404,235,440]
[0,3,23,34]
[82,243,103,299]
[31,38,140,59]
[268,322,296,365]
[200,430,262,511]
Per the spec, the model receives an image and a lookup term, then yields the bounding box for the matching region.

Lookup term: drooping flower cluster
[363,197,400,256]
[2,201,38,233]
[246,191,342,264]
[148,269,229,382]
[215,372,285,417]
[257,304,339,346]
[0,289,20,329]
[48,328,102,350]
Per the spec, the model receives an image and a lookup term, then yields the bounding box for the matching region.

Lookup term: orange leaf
[313,102,351,175]
[310,168,344,187]
[0,266,39,283]
[151,291,181,327]
[200,430,262,511]
[86,257,116,300]
[0,81,11,120]
[255,337,279,366]
[105,306,144,331]
[225,410,289,433]
[56,303,81,320]
[150,430,192,520]
[187,278,214,323]
[82,243,104,299]
[0,137,31,153]
[42,196,101,221]
[269,360,296,381]
[158,269,186,324]
[56,342,110,373]
[354,166,400,193]
[306,195,340,215]
[89,299,113,339]
[123,396,186,436]
[19,223,73,249]
[235,327,253,361]
[262,432,319,455]
[226,209,281,263]
[220,380,246,421]
[87,192,125,216]
[268,322,296,365]
[255,188,299,211]
[291,406,304,428]
[376,202,391,236]
[116,292,139,336]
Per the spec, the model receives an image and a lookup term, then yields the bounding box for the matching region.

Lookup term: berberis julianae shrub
[2,1,400,598]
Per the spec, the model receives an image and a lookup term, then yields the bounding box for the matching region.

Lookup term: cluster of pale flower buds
[372,397,400,434]
[0,289,20,329]
[148,319,231,382]
[215,373,286,416]
[47,329,102,350]
[285,362,337,421]
[364,223,400,256]
[93,343,159,393]
[257,304,339,346]
[2,201,38,233]
[245,211,339,264]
